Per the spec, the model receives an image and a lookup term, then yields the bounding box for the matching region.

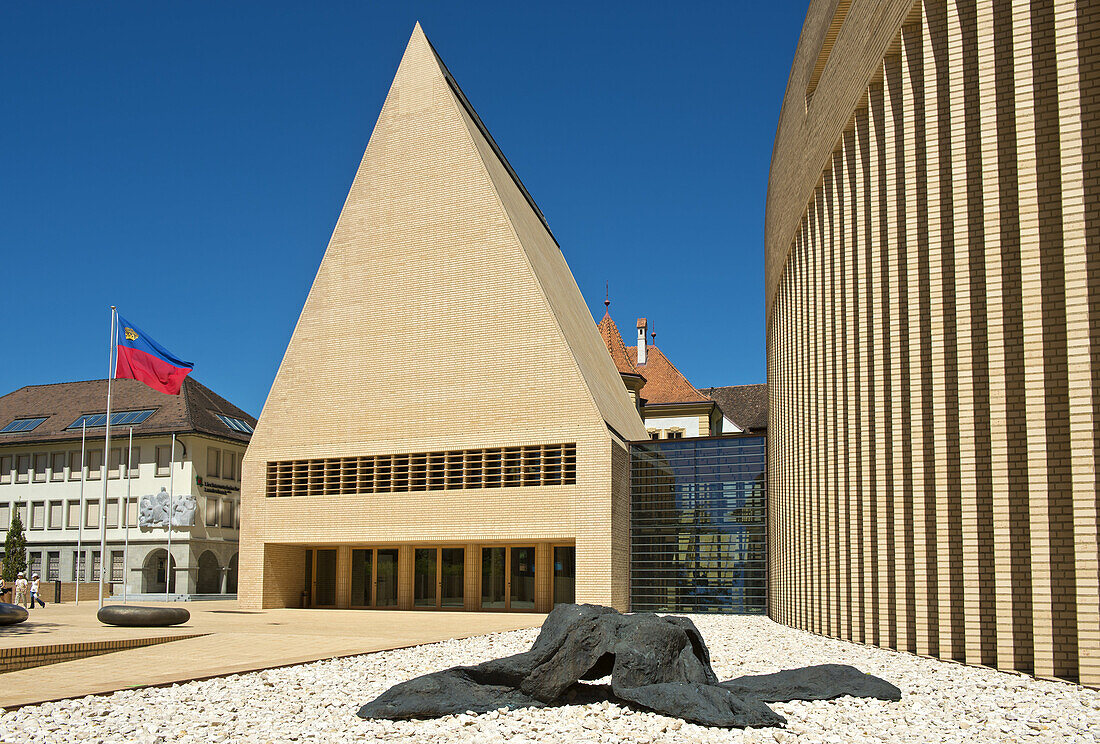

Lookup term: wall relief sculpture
[138,487,197,527]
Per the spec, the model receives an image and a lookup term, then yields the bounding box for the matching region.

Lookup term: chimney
[636,318,647,365]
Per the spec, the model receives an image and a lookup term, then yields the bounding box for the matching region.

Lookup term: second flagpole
[97,306,116,609]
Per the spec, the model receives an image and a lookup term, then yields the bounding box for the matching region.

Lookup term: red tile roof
[597,312,643,378]
[628,346,712,406]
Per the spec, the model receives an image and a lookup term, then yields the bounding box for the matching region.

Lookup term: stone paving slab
[0,600,545,709]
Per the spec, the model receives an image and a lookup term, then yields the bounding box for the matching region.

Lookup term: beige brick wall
[767,0,1100,687]
[239,25,645,613]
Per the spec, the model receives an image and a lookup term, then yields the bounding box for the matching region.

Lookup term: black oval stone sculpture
[359,603,901,729]
[0,602,29,625]
[97,605,190,627]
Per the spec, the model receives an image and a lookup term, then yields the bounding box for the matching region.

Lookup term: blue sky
[0,2,806,417]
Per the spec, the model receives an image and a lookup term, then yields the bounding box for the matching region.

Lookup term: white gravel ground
[2,615,1098,744]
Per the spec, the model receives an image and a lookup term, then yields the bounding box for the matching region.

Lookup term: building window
[30,502,44,530]
[155,446,172,477]
[67,501,80,528]
[33,453,47,483]
[124,496,138,528]
[28,552,41,577]
[205,497,219,527]
[85,500,100,529]
[223,451,236,481]
[68,451,82,481]
[110,551,124,583]
[72,550,86,581]
[0,455,11,484]
[16,454,30,483]
[91,550,101,582]
[106,499,119,528]
[47,551,59,581]
[207,447,220,478]
[14,503,26,525]
[648,430,660,440]
[50,451,65,482]
[266,443,578,498]
[48,501,62,529]
[108,448,122,479]
[0,504,8,528]
[220,499,234,530]
[667,430,684,439]
[124,446,140,478]
[87,449,103,480]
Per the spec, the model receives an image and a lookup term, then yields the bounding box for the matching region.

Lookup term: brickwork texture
[239,25,647,612]
[767,0,1100,687]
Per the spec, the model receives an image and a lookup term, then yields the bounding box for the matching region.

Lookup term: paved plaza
[0,601,545,709]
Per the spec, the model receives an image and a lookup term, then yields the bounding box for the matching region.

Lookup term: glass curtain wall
[630,436,767,613]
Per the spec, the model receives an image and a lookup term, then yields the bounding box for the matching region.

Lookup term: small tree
[2,511,27,582]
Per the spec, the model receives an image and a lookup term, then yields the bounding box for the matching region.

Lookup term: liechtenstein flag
[115,315,194,395]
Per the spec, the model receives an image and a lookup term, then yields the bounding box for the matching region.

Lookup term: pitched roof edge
[422,31,559,247]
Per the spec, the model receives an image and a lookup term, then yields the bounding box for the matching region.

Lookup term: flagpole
[98,306,116,609]
[123,427,133,604]
[76,420,86,605]
[166,432,175,603]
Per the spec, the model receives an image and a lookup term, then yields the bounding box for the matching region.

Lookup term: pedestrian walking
[13,572,29,607]
[29,574,45,609]
[0,576,10,602]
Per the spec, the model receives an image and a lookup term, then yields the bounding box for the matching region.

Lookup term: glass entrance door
[350,547,400,608]
[481,545,537,611]
[553,545,576,605]
[413,548,437,607]
[313,549,337,607]
[481,547,506,609]
[509,546,536,610]
[440,548,465,608]
[414,547,465,609]
[376,549,398,607]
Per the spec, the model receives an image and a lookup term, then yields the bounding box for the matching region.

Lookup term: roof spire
[651,325,656,345]
[605,282,610,309]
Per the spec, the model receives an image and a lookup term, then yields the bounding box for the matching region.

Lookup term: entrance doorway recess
[413,547,464,609]
[481,545,536,611]
[351,548,399,608]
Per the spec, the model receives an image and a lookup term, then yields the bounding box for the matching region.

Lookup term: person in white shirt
[13,572,28,608]
[29,574,45,609]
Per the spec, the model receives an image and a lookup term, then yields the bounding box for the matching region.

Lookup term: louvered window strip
[266,444,577,497]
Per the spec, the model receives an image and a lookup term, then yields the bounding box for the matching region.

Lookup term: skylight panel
[215,413,254,434]
[67,410,155,429]
[0,417,47,433]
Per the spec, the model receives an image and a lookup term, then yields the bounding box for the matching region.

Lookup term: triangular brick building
[239,25,647,611]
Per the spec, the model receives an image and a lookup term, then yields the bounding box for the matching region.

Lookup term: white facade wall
[0,433,243,597]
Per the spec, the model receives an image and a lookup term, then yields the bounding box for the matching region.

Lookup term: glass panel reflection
[414,548,437,607]
[351,549,372,606]
[376,549,398,607]
[553,546,575,605]
[630,436,767,614]
[481,547,506,609]
[510,546,535,609]
[441,548,464,608]
[314,549,337,607]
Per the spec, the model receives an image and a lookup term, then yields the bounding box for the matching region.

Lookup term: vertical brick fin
[1071,0,1100,688]
[769,0,1099,687]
